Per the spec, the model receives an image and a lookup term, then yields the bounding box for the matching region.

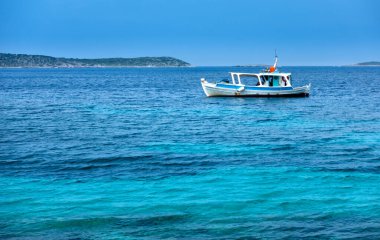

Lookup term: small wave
[86,154,154,164]
[127,213,190,227]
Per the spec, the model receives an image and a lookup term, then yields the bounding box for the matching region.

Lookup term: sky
[0,0,379,66]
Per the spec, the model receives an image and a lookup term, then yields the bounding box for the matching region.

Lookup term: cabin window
[268,76,274,86]
[260,76,266,86]
[262,76,269,86]
[262,75,281,87]
[281,76,287,86]
[273,76,279,86]
[239,75,260,86]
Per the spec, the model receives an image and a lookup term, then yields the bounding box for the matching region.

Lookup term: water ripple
[1,67,380,238]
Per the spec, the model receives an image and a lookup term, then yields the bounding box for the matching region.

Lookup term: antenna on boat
[274,49,278,68]
[269,49,278,72]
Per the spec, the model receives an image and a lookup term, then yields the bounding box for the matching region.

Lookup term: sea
[0,66,380,239]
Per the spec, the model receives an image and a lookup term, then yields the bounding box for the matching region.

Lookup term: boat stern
[305,83,312,95]
[293,83,311,96]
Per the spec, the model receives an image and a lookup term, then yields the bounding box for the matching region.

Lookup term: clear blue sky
[0,0,379,66]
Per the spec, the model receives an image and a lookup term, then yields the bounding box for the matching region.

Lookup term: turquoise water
[1,67,380,239]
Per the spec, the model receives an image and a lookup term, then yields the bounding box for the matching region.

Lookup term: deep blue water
[1,66,380,239]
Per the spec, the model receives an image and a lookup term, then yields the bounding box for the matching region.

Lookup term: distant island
[354,61,380,66]
[0,53,190,68]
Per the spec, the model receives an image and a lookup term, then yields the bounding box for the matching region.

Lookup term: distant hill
[355,61,380,66]
[0,53,190,67]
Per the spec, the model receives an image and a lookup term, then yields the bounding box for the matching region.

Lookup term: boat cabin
[229,72,292,87]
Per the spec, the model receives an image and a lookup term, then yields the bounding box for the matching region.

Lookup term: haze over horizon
[1,0,379,66]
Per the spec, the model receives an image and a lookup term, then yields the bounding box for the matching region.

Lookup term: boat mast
[269,50,278,73]
[273,49,278,69]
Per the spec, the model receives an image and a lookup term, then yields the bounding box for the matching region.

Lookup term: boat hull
[201,80,310,97]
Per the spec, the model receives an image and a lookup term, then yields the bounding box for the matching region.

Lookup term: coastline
[0,65,193,69]
[1,65,380,69]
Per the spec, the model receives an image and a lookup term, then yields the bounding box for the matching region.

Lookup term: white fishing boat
[201,54,311,97]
